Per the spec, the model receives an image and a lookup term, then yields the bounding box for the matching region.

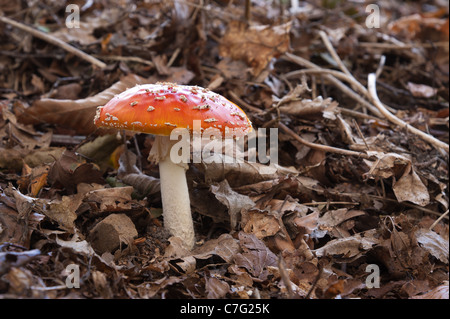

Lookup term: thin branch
[94,55,154,67]
[283,52,383,117]
[279,122,372,159]
[227,90,263,114]
[367,73,449,153]
[429,210,449,231]
[0,15,107,69]
[319,31,353,79]
[359,41,449,50]
[319,30,397,114]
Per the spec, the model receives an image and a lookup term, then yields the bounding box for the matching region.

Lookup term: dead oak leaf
[211,179,255,230]
[364,151,430,206]
[242,209,280,239]
[415,228,449,264]
[410,283,449,299]
[393,168,430,207]
[5,185,79,233]
[234,232,277,281]
[219,21,291,76]
[313,230,379,261]
[205,277,230,299]
[83,186,134,213]
[47,150,104,194]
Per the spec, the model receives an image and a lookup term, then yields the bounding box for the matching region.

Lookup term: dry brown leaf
[23,147,65,168]
[6,185,78,233]
[219,21,291,76]
[279,96,339,120]
[84,186,134,213]
[319,209,366,228]
[216,58,249,80]
[192,233,240,263]
[388,13,448,40]
[393,168,430,206]
[313,230,379,260]
[415,228,449,264]
[134,276,184,299]
[88,213,138,254]
[117,151,160,196]
[205,277,230,299]
[39,195,81,232]
[292,211,319,235]
[0,148,24,171]
[92,270,113,299]
[210,179,255,229]
[364,151,411,179]
[234,232,277,281]
[47,150,104,194]
[364,151,430,206]
[55,233,96,256]
[242,209,280,239]
[0,202,38,247]
[19,74,150,135]
[195,156,299,188]
[2,109,52,150]
[410,283,449,299]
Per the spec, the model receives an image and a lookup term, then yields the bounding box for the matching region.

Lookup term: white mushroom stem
[148,135,195,250]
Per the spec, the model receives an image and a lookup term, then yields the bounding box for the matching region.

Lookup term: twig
[279,122,372,159]
[305,264,323,299]
[227,90,263,114]
[0,15,106,69]
[375,55,386,78]
[167,47,181,68]
[429,210,449,231]
[337,107,382,121]
[352,118,369,150]
[94,55,154,67]
[319,31,353,80]
[367,73,449,153]
[277,254,295,299]
[318,31,397,114]
[332,191,447,219]
[283,52,383,117]
[245,0,251,22]
[359,41,449,50]
[302,201,356,206]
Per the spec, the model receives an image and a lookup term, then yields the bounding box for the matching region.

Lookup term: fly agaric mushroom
[94,82,252,249]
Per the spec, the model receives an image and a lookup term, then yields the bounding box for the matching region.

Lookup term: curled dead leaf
[313,230,379,261]
[88,213,138,255]
[18,74,150,135]
[415,228,449,264]
[117,151,160,196]
[211,179,255,230]
[410,283,449,299]
[219,21,291,76]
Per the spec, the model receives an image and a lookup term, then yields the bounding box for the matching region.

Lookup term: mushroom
[94,82,252,249]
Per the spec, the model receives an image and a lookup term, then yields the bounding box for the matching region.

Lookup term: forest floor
[0,0,448,299]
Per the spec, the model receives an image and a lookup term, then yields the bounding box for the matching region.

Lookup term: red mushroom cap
[94,82,252,136]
